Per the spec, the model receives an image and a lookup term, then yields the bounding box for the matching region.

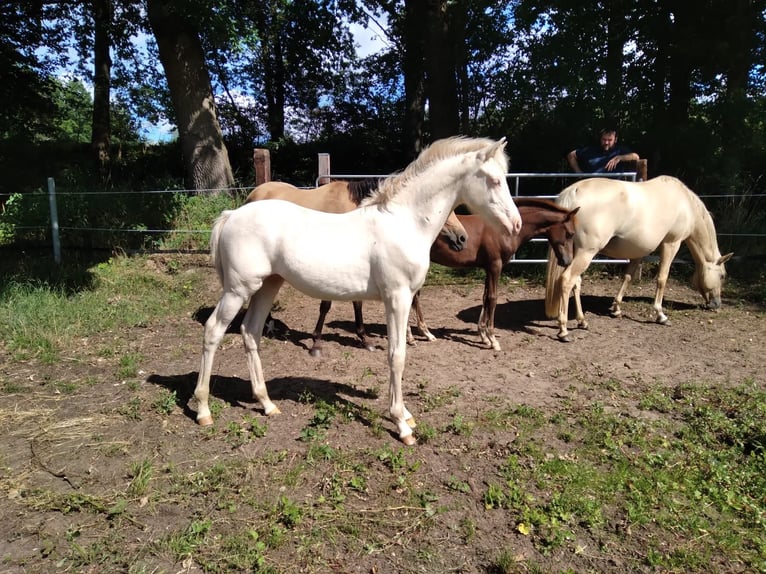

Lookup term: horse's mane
[514,196,569,212]
[361,136,508,207]
[344,178,384,205]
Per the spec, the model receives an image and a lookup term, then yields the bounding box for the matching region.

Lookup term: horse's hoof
[309,348,322,358]
[657,316,670,326]
[197,414,214,426]
[557,333,572,343]
[401,434,417,446]
[406,417,417,429]
[424,334,436,342]
[364,344,376,352]
[265,406,282,416]
[610,310,622,318]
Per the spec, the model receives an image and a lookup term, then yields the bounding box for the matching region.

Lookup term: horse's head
[546,207,579,267]
[439,211,468,251]
[464,139,522,236]
[691,252,733,309]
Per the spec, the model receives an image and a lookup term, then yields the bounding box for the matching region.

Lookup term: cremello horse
[544,176,733,342]
[195,137,522,444]
[244,179,469,357]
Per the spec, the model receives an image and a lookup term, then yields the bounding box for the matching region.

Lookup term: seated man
[567,128,639,173]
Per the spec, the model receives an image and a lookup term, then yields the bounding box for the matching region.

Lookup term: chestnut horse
[245,179,469,357]
[544,176,733,342]
[408,198,579,350]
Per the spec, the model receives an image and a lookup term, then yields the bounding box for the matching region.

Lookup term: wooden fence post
[253,148,271,185]
[636,159,648,181]
[317,153,331,185]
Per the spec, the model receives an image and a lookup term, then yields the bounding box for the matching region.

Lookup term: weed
[127,459,153,496]
[117,352,144,379]
[151,389,177,415]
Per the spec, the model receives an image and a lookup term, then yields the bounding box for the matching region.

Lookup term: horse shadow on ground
[192,306,389,353]
[146,372,388,438]
[453,295,703,339]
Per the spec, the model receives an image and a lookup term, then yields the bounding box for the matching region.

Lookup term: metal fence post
[47,177,61,264]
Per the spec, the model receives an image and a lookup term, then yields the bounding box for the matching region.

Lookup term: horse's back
[559,176,697,257]
[245,181,354,213]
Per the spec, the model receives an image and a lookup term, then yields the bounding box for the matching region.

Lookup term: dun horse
[245,180,469,357]
[544,176,733,342]
[195,137,522,444]
[409,198,579,350]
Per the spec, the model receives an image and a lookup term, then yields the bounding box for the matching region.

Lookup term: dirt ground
[0,262,764,573]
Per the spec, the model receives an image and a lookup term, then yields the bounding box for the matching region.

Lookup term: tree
[147,0,234,191]
[91,0,112,168]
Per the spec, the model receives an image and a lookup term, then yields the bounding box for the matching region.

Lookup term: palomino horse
[195,137,522,444]
[544,176,733,342]
[409,198,579,350]
[245,180,469,357]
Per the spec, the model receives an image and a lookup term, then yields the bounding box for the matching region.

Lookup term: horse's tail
[543,182,576,318]
[544,246,563,318]
[209,210,234,283]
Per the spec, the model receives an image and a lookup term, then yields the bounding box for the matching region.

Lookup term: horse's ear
[567,206,581,219]
[481,138,507,162]
[718,252,734,265]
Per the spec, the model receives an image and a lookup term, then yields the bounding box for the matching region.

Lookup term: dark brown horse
[311,197,579,353]
[245,180,468,357]
[410,198,579,350]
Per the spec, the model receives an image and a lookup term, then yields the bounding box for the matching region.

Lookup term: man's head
[599,129,618,151]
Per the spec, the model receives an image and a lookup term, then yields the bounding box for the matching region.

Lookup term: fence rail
[1,174,763,266]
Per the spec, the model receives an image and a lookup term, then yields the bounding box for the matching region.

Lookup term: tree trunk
[91,0,111,171]
[146,0,234,192]
[424,0,459,140]
[264,32,286,141]
[402,0,427,160]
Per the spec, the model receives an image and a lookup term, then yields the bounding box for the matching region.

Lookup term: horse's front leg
[610,259,641,317]
[195,292,247,425]
[385,289,417,445]
[352,301,376,351]
[557,254,593,342]
[309,300,332,358]
[242,276,284,416]
[653,242,682,325]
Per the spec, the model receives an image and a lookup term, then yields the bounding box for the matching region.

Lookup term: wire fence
[1,174,764,266]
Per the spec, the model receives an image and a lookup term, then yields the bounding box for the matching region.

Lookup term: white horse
[195,137,522,444]
[545,175,733,342]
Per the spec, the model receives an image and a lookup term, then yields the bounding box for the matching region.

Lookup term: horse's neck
[685,201,721,265]
[392,158,465,237]
[517,206,557,243]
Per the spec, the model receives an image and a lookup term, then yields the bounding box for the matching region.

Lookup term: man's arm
[604,151,639,172]
[566,150,582,172]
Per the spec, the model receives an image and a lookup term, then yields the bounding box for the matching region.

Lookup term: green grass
[0,254,205,362]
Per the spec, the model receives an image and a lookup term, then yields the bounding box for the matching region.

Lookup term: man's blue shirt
[576,144,633,173]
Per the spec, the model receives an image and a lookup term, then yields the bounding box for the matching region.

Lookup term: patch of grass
[127,458,153,497]
[479,381,766,568]
[117,352,144,379]
[151,389,177,415]
[0,255,206,363]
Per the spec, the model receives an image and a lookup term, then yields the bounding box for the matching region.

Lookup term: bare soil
[1,260,763,573]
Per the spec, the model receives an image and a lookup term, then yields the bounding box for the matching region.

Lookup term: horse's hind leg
[479,262,502,351]
[195,292,247,426]
[242,275,284,416]
[409,290,436,344]
[310,300,332,358]
[610,259,641,317]
[353,301,376,351]
[557,253,594,341]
